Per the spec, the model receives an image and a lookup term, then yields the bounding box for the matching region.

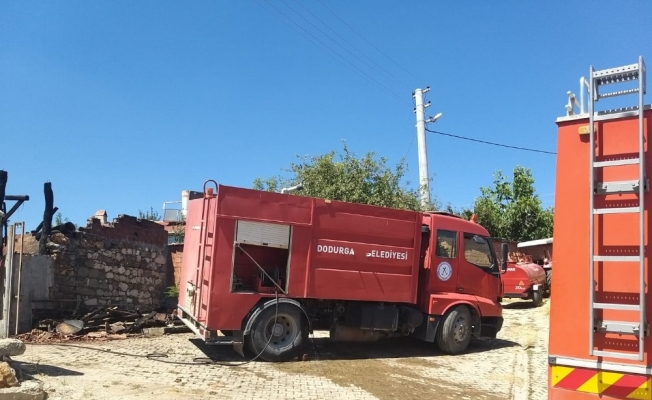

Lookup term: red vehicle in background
[177,182,507,362]
[500,251,546,306]
[517,237,553,297]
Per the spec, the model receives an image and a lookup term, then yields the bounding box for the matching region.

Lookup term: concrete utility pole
[413,87,442,208]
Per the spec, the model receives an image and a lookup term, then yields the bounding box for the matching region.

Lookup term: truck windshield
[463,233,495,269]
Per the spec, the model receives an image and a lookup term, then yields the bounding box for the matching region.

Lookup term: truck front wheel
[436,305,472,355]
[531,289,543,307]
[247,302,308,362]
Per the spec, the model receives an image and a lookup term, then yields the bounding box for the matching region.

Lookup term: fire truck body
[549,56,652,399]
[178,183,504,361]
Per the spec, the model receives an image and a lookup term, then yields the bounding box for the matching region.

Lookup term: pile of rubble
[16,306,189,344]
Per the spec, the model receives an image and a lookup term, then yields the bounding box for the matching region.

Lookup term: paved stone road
[14,298,550,400]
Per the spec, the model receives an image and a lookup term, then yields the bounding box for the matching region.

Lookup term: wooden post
[0,170,7,247]
[38,182,54,255]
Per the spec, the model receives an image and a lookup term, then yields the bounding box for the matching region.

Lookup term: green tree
[253,143,440,211]
[465,166,554,241]
[53,212,78,229]
[54,212,66,226]
[138,207,161,221]
[169,216,186,244]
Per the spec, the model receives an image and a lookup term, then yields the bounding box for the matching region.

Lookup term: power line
[314,0,418,81]
[280,0,408,89]
[424,128,557,155]
[289,0,412,90]
[254,0,411,106]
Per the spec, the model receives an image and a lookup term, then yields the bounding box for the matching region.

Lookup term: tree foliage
[253,143,439,211]
[138,207,161,221]
[459,166,553,242]
[53,212,78,229]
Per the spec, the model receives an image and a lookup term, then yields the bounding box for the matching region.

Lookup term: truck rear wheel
[544,269,552,298]
[247,303,308,362]
[436,305,472,355]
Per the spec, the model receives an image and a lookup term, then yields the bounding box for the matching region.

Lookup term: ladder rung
[594,108,642,121]
[593,206,640,214]
[596,321,641,335]
[594,159,640,167]
[592,349,641,360]
[594,302,641,311]
[593,255,641,262]
[597,88,640,99]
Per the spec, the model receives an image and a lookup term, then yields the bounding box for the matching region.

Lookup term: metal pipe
[15,222,24,336]
[637,55,645,362]
[280,184,304,194]
[580,76,588,114]
[588,65,595,358]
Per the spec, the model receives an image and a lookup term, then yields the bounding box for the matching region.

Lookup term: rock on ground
[0,380,45,400]
[0,363,19,388]
[0,340,25,358]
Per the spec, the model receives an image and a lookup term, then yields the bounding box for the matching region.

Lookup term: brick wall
[167,244,184,288]
[80,214,168,245]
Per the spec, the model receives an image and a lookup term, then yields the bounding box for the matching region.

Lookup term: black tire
[436,305,473,355]
[247,302,308,362]
[544,269,552,298]
[531,289,543,307]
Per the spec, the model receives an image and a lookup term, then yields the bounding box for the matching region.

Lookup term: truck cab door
[457,233,501,300]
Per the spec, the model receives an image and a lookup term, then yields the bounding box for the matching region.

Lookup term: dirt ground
[15,298,550,400]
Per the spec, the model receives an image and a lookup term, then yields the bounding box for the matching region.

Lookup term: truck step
[596,321,641,335]
[593,206,640,215]
[593,302,641,311]
[205,336,240,346]
[592,349,642,361]
[594,180,641,194]
[592,63,640,85]
[593,255,641,262]
[594,159,640,168]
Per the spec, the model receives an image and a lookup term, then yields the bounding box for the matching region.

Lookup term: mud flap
[232,330,245,357]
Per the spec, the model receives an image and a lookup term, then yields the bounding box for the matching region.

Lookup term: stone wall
[16,214,171,310]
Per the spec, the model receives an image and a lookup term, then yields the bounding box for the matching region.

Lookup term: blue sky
[2,1,651,229]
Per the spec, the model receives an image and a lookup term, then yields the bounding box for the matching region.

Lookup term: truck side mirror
[501,243,508,272]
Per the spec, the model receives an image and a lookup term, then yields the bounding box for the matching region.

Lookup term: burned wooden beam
[0,171,6,245]
[5,196,29,221]
[39,182,54,255]
[32,207,58,237]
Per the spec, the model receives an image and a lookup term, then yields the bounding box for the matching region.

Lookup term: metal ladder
[589,56,647,361]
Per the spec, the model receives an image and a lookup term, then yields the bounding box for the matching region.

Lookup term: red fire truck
[177,182,506,362]
[549,56,652,399]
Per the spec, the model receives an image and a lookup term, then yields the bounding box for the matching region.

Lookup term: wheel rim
[264,313,299,349]
[453,315,469,343]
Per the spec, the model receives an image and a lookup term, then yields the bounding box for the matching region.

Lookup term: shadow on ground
[502,299,549,310]
[13,361,84,377]
[190,333,519,363]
